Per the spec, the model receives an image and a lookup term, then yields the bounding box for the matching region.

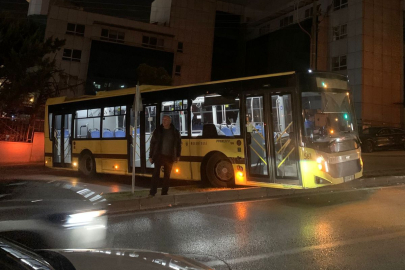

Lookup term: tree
[136,63,172,86]
[0,13,65,119]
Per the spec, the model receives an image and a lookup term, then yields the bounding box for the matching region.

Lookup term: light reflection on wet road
[107,186,405,269]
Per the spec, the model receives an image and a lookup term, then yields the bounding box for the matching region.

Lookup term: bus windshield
[302,91,359,153]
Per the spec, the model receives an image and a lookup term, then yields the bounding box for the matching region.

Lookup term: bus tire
[204,152,234,187]
[362,140,374,153]
[79,152,96,177]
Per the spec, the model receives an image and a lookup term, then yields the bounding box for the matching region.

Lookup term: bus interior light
[330,129,334,134]
[114,165,119,169]
[175,168,179,173]
[73,162,77,167]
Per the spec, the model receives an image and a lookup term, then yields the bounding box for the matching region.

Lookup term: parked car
[0,179,107,249]
[0,237,213,270]
[360,127,405,153]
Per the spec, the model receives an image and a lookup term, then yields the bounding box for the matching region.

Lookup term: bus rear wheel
[204,152,234,187]
[363,140,374,153]
[79,152,96,177]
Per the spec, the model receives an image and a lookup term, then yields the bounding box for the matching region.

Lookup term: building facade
[242,0,404,128]
[29,0,216,96]
[27,0,404,127]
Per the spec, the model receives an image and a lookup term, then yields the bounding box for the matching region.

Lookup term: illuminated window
[74,109,101,138]
[161,100,188,136]
[191,95,240,137]
[102,106,126,138]
[66,23,85,36]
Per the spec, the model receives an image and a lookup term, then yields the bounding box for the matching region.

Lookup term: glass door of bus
[245,95,271,181]
[244,93,300,185]
[129,105,157,173]
[53,113,72,167]
[270,94,299,185]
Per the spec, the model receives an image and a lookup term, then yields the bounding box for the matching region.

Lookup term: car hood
[48,248,213,270]
[0,180,106,220]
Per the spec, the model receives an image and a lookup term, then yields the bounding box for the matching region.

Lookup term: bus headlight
[316,156,328,172]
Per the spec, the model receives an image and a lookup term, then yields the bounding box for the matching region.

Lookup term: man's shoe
[161,193,168,196]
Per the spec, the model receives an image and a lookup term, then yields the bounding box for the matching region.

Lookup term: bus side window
[161,100,188,137]
[191,95,240,138]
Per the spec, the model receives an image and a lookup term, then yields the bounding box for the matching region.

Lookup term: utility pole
[310,0,318,70]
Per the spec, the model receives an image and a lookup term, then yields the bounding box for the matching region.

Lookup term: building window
[66,23,85,36]
[332,55,347,71]
[142,35,164,49]
[62,49,82,62]
[177,42,183,52]
[280,15,293,28]
[175,65,181,76]
[334,0,348,10]
[305,8,313,19]
[304,5,320,19]
[101,29,125,43]
[333,24,347,40]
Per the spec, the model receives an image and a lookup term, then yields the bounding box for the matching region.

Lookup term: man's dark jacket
[149,124,181,163]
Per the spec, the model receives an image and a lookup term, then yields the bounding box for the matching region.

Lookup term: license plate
[344,175,354,182]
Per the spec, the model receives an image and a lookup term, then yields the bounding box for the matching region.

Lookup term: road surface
[107,186,405,269]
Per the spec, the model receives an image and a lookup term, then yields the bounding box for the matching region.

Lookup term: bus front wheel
[79,152,96,177]
[204,152,234,187]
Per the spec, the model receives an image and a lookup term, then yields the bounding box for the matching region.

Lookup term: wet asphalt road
[107,186,405,270]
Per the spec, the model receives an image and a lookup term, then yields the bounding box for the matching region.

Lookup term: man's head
[162,115,172,129]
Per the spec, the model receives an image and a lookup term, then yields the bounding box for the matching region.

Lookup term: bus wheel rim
[215,160,232,181]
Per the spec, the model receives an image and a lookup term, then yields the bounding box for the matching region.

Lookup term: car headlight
[48,210,106,228]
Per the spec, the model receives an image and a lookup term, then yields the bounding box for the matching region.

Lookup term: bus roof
[46,71,295,106]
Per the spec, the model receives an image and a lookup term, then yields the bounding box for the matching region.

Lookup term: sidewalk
[106,174,405,214]
[2,153,405,214]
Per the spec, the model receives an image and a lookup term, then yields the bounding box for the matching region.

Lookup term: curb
[107,175,405,215]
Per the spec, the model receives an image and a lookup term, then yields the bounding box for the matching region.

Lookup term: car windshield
[301,91,359,152]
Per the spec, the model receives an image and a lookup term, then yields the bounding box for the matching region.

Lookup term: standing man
[149,115,181,196]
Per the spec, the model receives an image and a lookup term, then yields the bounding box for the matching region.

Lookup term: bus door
[129,108,142,171]
[270,94,300,185]
[129,105,157,173]
[52,113,72,167]
[245,95,272,182]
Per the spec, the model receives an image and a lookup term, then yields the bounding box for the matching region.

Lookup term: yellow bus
[44,71,363,189]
